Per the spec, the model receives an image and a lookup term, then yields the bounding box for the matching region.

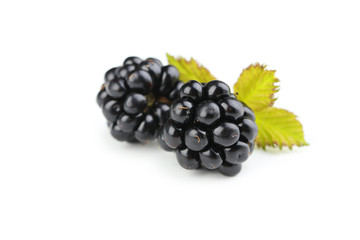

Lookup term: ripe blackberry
[97,56,183,143]
[159,80,258,176]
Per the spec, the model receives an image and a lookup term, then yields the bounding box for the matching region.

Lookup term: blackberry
[97,56,183,143]
[159,80,258,176]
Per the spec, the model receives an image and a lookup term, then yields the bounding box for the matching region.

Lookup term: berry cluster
[97,57,183,143]
[158,80,258,176]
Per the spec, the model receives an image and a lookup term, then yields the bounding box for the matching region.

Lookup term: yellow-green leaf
[255,107,308,149]
[166,53,216,83]
[234,64,279,112]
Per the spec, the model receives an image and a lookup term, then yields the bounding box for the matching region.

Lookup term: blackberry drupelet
[97,56,183,143]
[159,80,258,176]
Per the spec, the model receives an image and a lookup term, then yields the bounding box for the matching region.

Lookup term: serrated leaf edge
[166,53,216,83]
[235,63,280,110]
[255,107,309,150]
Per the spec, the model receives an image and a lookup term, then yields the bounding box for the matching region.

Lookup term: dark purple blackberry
[159,80,258,176]
[97,56,182,143]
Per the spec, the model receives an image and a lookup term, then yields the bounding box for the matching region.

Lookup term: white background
[0,0,359,239]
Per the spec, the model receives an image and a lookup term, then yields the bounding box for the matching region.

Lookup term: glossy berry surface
[184,127,208,151]
[176,146,200,170]
[116,113,143,133]
[106,79,127,99]
[196,100,221,126]
[170,99,194,124]
[167,81,184,101]
[97,56,182,143]
[157,126,173,152]
[104,68,118,83]
[163,120,182,149]
[157,65,180,94]
[152,102,171,126]
[204,80,231,101]
[134,114,159,143]
[212,122,240,147]
[159,80,258,176]
[126,69,153,94]
[199,148,223,170]
[179,80,203,101]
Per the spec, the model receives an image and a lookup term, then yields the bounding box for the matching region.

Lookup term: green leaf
[255,107,308,149]
[166,53,216,83]
[234,64,279,112]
